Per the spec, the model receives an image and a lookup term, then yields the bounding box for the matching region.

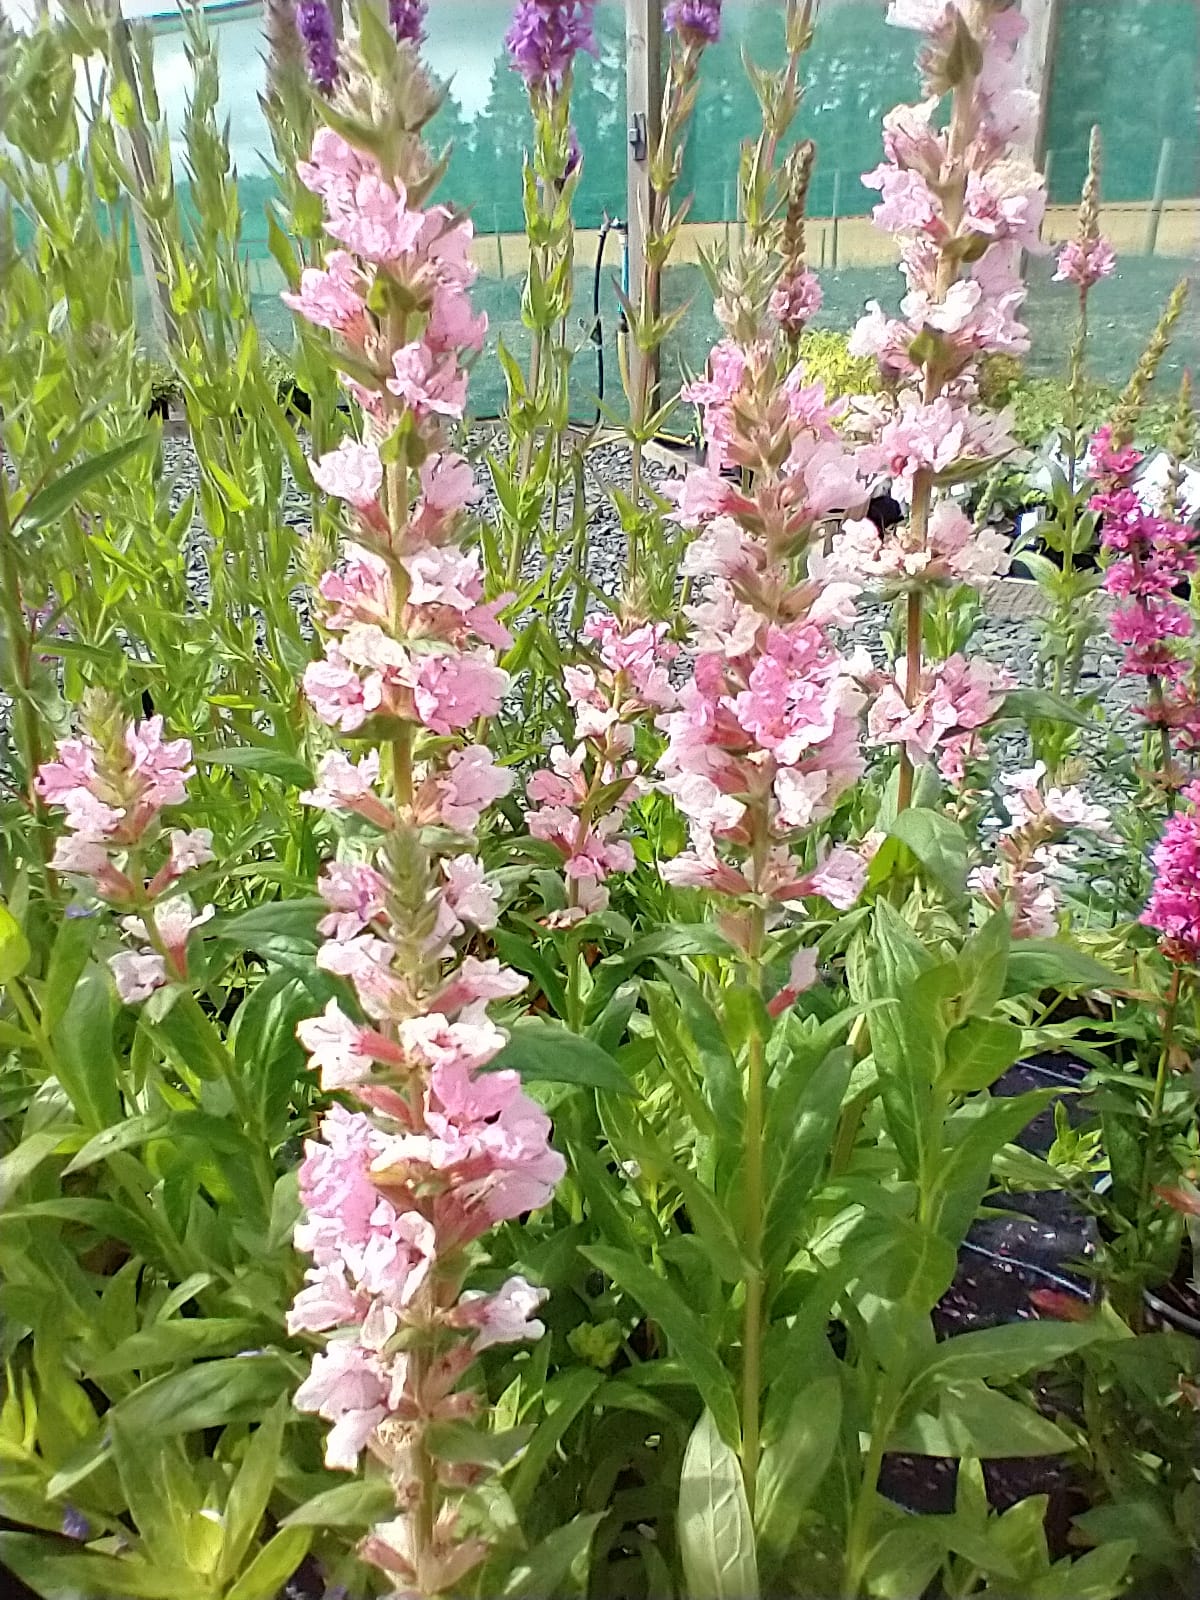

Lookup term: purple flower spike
[505,0,597,92]
[296,0,338,93]
[389,0,427,45]
[664,0,723,45]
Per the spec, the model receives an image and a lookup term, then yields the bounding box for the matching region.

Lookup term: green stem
[896,577,925,814]
[741,974,766,1515]
[740,902,768,1516]
[842,1373,905,1599]
[0,453,50,868]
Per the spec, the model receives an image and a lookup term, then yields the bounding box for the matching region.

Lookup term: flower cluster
[296,0,338,93]
[282,67,563,1592]
[504,0,597,93]
[664,0,723,46]
[388,0,427,46]
[35,705,214,1003]
[866,652,1012,775]
[1142,787,1200,964]
[1053,126,1116,293]
[852,0,1042,388]
[1092,425,1200,737]
[817,496,1010,592]
[661,339,872,924]
[850,0,1043,466]
[1054,234,1116,293]
[847,1,1045,802]
[970,762,1112,938]
[526,615,677,924]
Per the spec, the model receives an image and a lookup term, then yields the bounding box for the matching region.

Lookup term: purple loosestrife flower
[389,0,427,45]
[505,0,597,92]
[664,0,723,45]
[295,0,337,93]
[61,1508,90,1542]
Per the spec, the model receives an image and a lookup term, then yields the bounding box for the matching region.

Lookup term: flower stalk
[280,17,565,1589]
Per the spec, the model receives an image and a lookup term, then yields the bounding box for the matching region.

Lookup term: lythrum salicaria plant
[281,11,565,1591]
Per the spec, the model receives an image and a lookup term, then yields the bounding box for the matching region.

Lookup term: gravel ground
[7,429,1137,809]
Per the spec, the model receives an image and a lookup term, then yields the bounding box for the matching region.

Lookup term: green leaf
[499,1513,604,1600]
[50,965,122,1129]
[15,435,150,532]
[860,1520,944,1600]
[892,1378,1075,1458]
[487,1018,632,1094]
[198,745,314,788]
[105,1354,293,1437]
[581,1246,740,1448]
[763,1048,852,1277]
[0,1535,183,1600]
[859,904,943,1181]
[41,913,99,1030]
[930,1089,1055,1245]
[592,924,733,1009]
[281,1476,397,1528]
[509,1369,603,1513]
[678,1409,759,1600]
[653,961,742,1132]
[1003,941,1122,997]
[755,1375,841,1563]
[224,1527,311,1600]
[231,968,336,1139]
[0,1127,77,1206]
[942,1018,1024,1093]
[140,991,235,1082]
[1000,688,1091,729]
[887,810,969,899]
[218,1398,289,1584]
[957,911,1011,1018]
[63,1112,169,1174]
[109,1423,192,1570]
[90,1319,268,1378]
[0,898,31,985]
[909,1321,1104,1389]
[210,899,324,956]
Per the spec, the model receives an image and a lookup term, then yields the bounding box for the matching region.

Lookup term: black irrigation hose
[592,216,622,428]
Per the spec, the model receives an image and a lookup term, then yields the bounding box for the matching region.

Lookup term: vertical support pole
[1145,137,1175,257]
[626,0,663,398]
[1017,0,1061,170]
[1011,0,1061,275]
[829,170,840,271]
[493,204,505,280]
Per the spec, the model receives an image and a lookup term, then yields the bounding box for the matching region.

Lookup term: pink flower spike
[1053,236,1116,290]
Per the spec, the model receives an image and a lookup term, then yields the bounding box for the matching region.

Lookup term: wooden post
[626,0,663,385]
[829,170,840,271]
[1145,138,1175,256]
[1017,0,1061,168]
